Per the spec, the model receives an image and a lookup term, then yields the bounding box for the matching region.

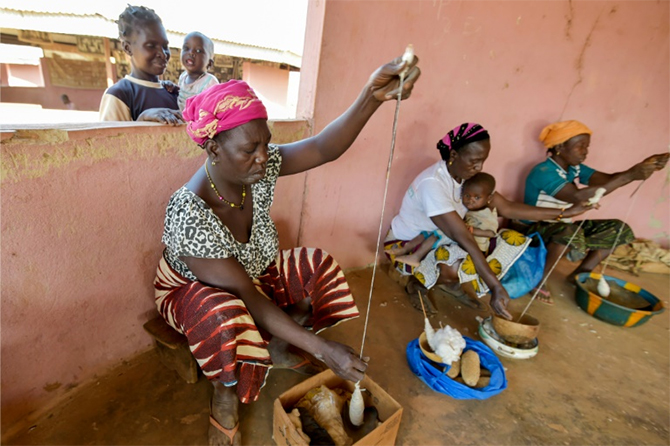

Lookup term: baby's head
[181,32,214,77]
[117,5,169,79]
[462,172,495,211]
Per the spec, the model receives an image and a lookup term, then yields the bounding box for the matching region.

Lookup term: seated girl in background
[99,5,183,125]
[177,32,219,111]
[390,172,498,265]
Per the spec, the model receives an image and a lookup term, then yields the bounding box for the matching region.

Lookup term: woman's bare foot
[209,382,241,446]
[435,283,485,310]
[267,337,325,375]
[532,284,554,305]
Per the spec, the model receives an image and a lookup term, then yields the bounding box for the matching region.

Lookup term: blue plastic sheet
[406,336,507,400]
[501,232,546,299]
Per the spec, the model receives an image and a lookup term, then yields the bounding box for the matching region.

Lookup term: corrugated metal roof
[0,7,301,67]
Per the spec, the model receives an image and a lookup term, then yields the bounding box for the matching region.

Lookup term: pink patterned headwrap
[436,123,489,161]
[183,80,268,145]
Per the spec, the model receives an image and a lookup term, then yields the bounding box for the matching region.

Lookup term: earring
[556,151,560,156]
[449,160,454,166]
[211,161,216,166]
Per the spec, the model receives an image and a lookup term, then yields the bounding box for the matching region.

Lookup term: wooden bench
[143,317,199,384]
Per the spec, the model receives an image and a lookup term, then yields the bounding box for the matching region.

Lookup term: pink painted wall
[297,0,669,268]
[242,61,290,110]
[0,60,105,111]
[0,121,308,434]
[3,63,45,87]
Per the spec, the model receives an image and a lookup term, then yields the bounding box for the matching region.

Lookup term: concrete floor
[6,260,669,445]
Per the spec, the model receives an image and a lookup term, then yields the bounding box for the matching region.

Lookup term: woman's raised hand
[367,51,421,102]
[629,152,670,180]
[644,152,670,170]
[316,340,368,382]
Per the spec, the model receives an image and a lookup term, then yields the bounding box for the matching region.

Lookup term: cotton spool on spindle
[349,382,365,427]
[596,180,646,298]
[585,188,612,297]
[418,290,435,344]
[349,44,415,428]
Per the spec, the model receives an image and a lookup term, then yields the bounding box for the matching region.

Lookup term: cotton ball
[427,325,465,366]
[424,318,435,345]
[588,187,606,206]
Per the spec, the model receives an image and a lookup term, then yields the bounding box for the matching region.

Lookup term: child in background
[99,5,182,124]
[61,94,76,110]
[177,32,219,111]
[389,173,498,266]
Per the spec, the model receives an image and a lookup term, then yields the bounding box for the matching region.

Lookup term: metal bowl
[479,317,538,359]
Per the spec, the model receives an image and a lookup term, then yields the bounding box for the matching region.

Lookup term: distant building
[0,7,301,117]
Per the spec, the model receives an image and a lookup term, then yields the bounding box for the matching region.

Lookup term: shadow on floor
[5,260,669,445]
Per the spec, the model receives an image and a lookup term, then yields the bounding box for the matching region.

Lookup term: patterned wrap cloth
[524,219,634,261]
[385,228,531,296]
[183,80,268,145]
[154,247,359,403]
[539,120,592,149]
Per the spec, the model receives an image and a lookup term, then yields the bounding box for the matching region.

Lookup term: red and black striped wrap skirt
[153,247,359,403]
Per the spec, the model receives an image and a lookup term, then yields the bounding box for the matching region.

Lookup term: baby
[390,173,498,266]
[177,32,219,110]
[462,172,498,253]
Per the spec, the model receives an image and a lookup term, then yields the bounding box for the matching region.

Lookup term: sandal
[209,415,239,444]
[533,286,554,305]
[405,280,436,314]
[435,284,485,310]
[209,400,239,445]
[281,351,326,376]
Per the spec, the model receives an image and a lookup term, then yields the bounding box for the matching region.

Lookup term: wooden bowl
[491,313,540,345]
[418,332,444,363]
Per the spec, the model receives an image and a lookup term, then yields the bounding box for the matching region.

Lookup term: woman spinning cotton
[522,120,669,304]
[386,124,593,318]
[154,54,419,445]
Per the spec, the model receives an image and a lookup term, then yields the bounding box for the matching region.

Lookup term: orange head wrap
[539,120,592,149]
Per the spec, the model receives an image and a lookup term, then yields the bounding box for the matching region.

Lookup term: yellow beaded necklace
[205,162,246,210]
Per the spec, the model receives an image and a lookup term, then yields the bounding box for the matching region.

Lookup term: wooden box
[273,369,403,446]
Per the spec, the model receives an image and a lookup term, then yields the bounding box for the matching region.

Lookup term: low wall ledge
[1,120,310,145]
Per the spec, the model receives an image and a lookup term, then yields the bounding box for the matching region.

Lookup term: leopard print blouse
[162,144,281,280]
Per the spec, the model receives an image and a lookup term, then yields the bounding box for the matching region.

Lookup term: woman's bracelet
[556,207,566,221]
